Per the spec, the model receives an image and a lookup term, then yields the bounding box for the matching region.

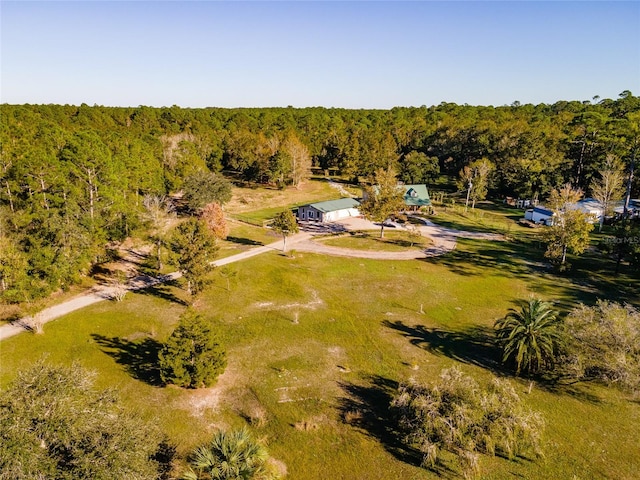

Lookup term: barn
[297,198,361,223]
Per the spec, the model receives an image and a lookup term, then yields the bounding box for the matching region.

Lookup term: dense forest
[1,93,639,303]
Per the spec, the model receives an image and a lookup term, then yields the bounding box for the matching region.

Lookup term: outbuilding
[297,198,361,223]
[524,206,554,225]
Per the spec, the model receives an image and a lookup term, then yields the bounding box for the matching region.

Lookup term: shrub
[159,310,227,388]
[391,367,544,479]
[562,300,640,395]
[181,428,282,480]
[0,360,168,480]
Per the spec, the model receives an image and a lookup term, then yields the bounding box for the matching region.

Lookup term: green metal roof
[307,197,360,213]
[402,184,431,207]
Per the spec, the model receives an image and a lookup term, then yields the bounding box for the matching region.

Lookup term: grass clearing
[216,220,280,258]
[319,230,432,252]
[428,200,532,238]
[2,203,639,479]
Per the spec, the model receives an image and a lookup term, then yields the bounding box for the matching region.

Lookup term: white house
[574,198,604,222]
[581,198,640,220]
[524,198,640,226]
[524,206,554,225]
[297,198,361,223]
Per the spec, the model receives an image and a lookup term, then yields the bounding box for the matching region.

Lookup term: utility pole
[623,150,636,216]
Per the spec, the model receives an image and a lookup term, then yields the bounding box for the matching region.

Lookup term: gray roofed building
[297,198,361,223]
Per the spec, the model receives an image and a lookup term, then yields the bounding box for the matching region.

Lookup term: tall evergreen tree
[159,310,226,388]
[169,218,218,296]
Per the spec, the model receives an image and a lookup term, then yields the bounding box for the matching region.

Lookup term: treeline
[1,93,639,302]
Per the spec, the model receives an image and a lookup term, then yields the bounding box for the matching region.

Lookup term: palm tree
[494,298,563,376]
[181,428,280,480]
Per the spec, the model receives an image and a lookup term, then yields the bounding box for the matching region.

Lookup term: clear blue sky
[1,1,639,108]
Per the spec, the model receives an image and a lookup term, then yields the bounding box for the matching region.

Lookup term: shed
[524,206,554,225]
[297,198,361,223]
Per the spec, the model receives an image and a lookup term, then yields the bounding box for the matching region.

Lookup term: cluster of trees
[2,94,638,303]
[390,298,638,478]
[495,298,640,394]
[0,359,281,480]
[0,360,172,479]
[0,305,285,479]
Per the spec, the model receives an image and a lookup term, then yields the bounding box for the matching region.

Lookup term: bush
[159,310,227,388]
[181,427,283,480]
[562,300,640,395]
[391,367,544,479]
[0,360,168,480]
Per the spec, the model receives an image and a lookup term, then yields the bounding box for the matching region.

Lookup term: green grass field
[319,230,432,252]
[1,199,639,479]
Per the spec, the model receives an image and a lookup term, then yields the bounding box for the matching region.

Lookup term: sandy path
[0,234,309,341]
[0,218,501,341]
[293,222,458,259]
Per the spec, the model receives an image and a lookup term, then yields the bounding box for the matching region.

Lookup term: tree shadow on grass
[135,279,189,306]
[533,377,603,405]
[383,320,506,375]
[226,236,264,246]
[383,320,603,403]
[425,238,551,281]
[91,334,163,386]
[153,439,178,480]
[337,375,456,477]
[428,237,640,308]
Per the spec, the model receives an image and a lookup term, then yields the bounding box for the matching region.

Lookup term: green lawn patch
[216,221,280,258]
[1,226,639,479]
[319,230,432,251]
[428,201,531,238]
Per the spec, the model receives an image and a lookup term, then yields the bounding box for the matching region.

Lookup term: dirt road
[0,219,500,341]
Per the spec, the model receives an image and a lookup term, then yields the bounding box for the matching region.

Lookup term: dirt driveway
[0,217,502,341]
[294,216,502,260]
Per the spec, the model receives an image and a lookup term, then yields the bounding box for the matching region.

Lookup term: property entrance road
[0,219,500,341]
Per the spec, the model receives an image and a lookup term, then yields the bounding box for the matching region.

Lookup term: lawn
[216,220,281,258]
[2,226,639,479]
[319,230,432,252]
[426,200,533,238]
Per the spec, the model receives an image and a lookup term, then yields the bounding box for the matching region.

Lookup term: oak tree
[359,167,405,238]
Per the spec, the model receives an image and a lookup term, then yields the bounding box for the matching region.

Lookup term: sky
[1,1,639,109]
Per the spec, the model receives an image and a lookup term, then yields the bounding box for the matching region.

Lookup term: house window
[308,211,314,219]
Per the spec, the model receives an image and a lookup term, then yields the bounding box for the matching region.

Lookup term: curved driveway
[0,217,501,341]
[294,216,502,260]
